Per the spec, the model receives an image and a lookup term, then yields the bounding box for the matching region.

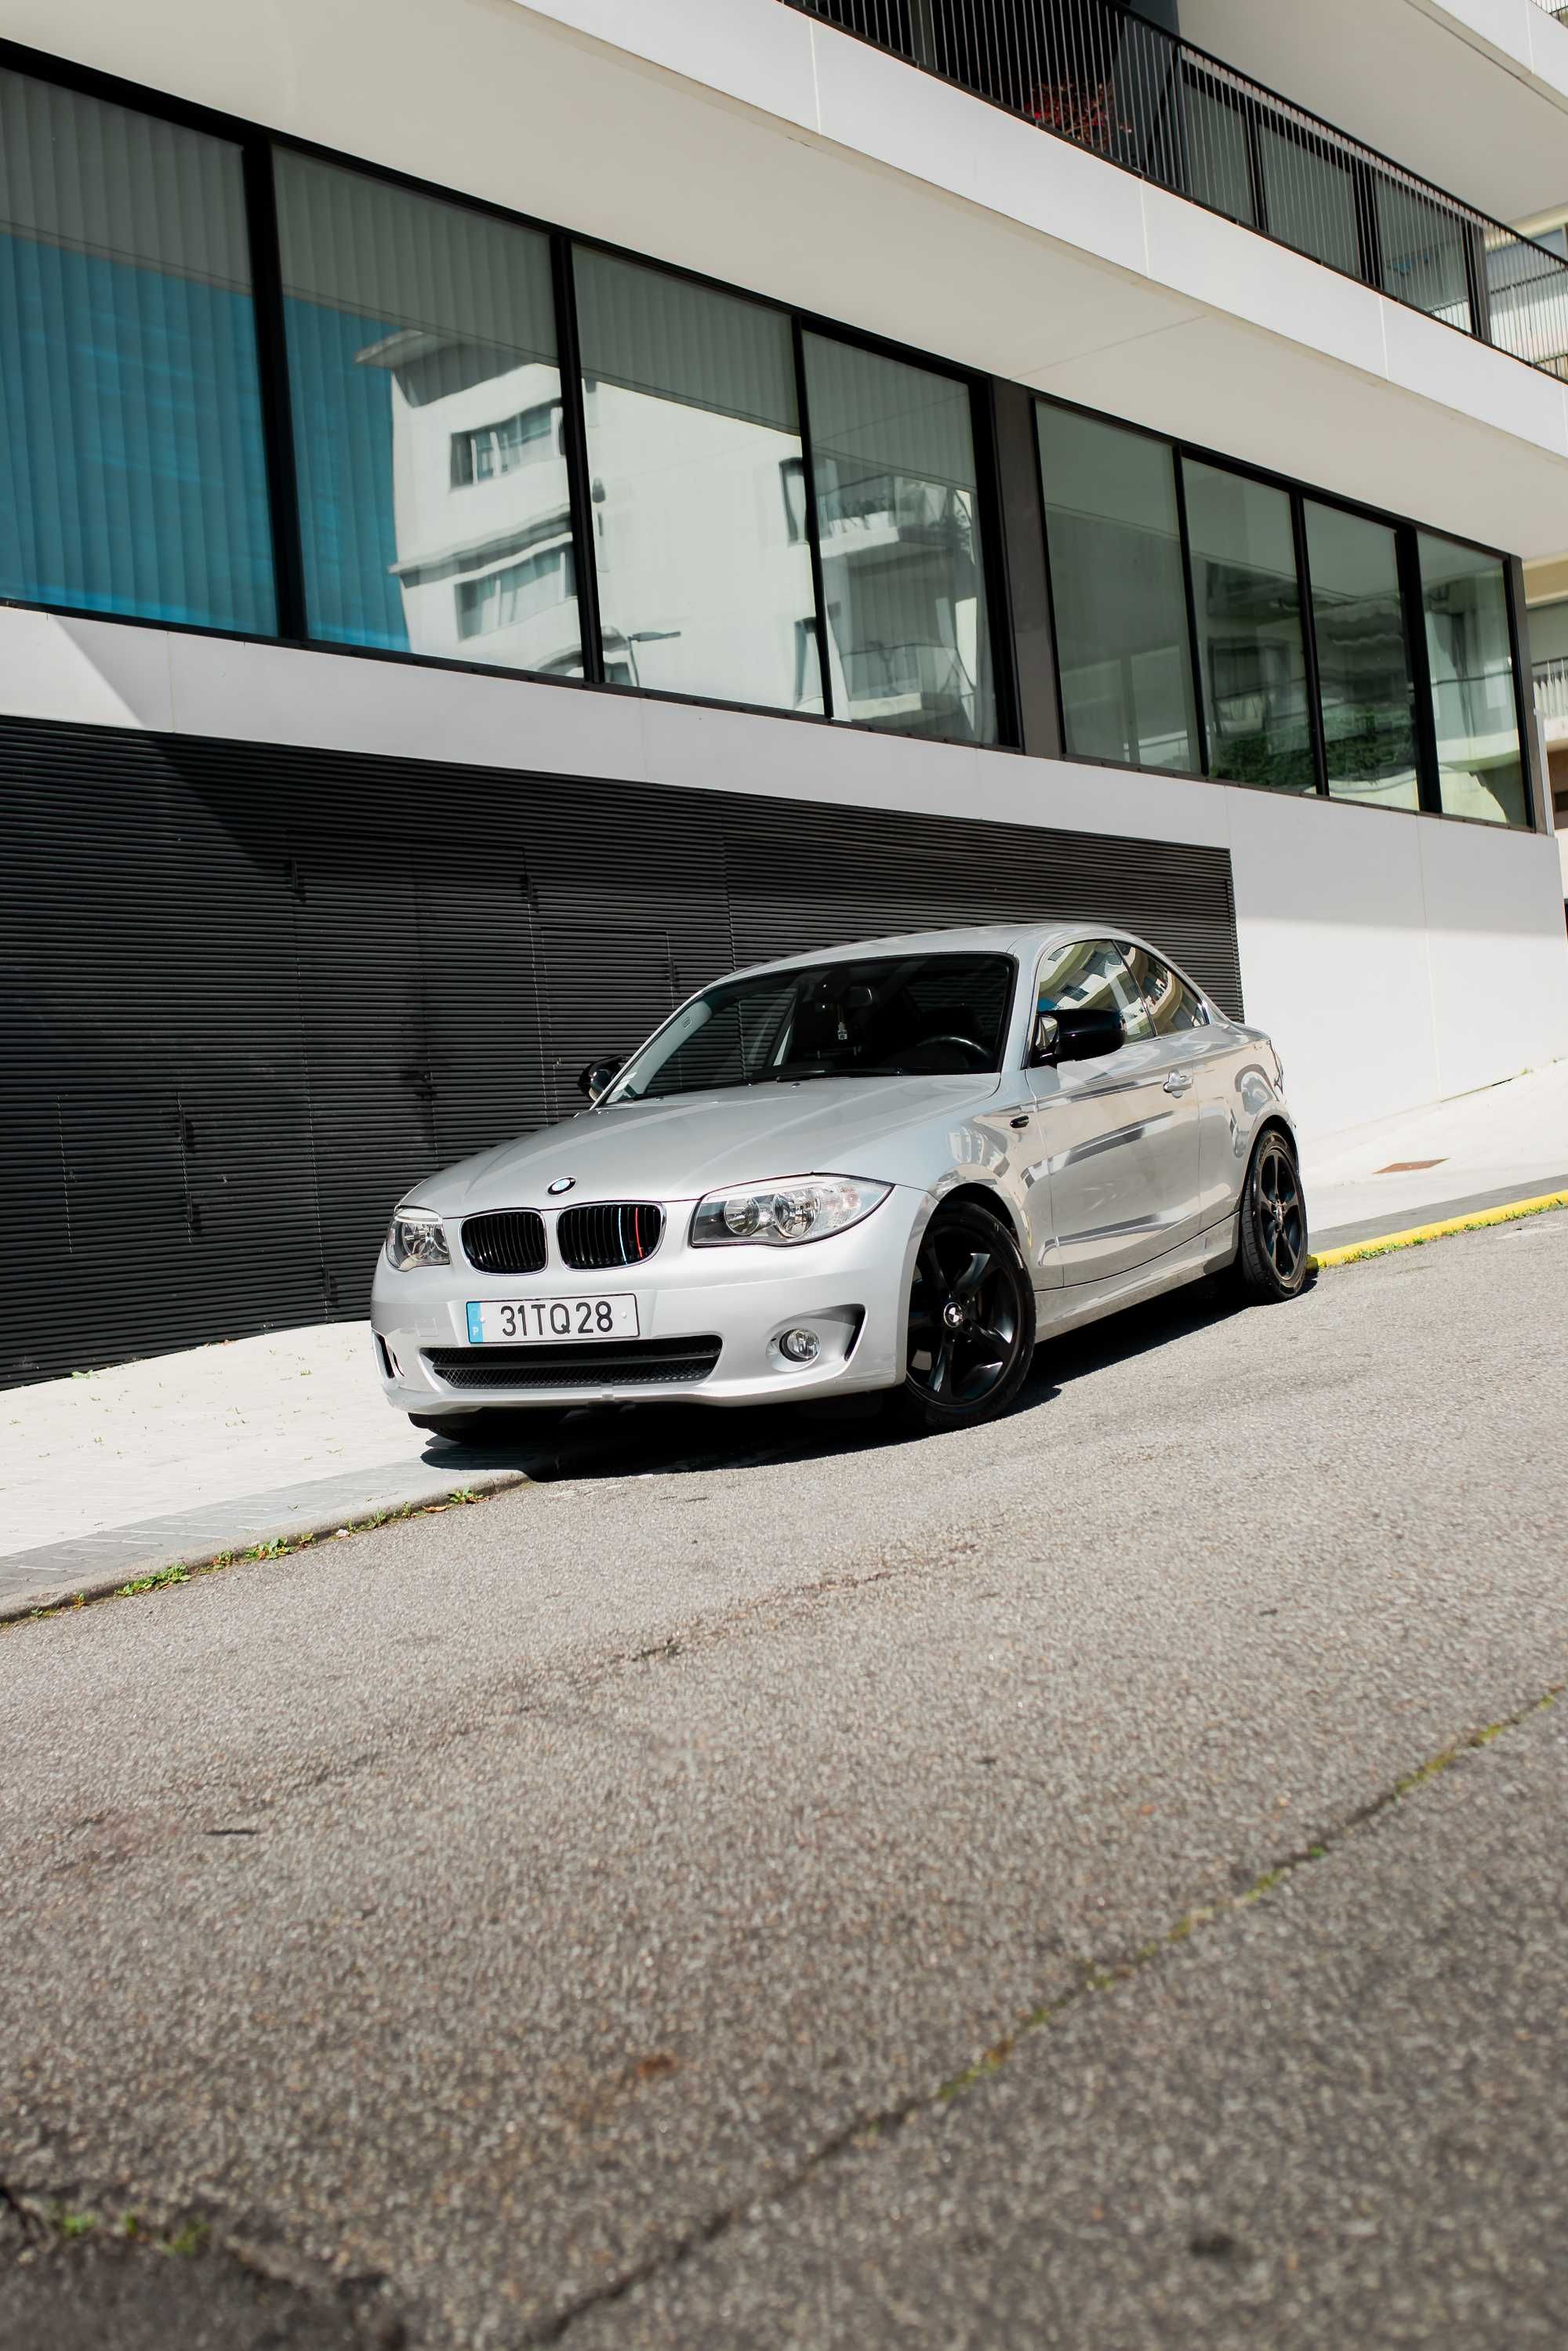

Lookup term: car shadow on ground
[414,1274,1302,1489]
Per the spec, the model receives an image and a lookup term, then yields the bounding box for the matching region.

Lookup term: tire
[1231,1127,1308,1301]
[408,1407,572,1444]
[896,1199,1037,1433]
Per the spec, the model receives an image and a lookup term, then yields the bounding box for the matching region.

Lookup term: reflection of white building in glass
[356,336,582,675]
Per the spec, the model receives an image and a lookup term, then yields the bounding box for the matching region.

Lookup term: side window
[1034,939,1152,1043]
[1120,944,1208,1035]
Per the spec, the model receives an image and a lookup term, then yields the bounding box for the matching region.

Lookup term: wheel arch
[932,1178,1029,1254]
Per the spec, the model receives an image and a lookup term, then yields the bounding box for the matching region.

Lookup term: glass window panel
[1417,535,1527,825]
[1117,945,1207,1031]
[1183,461,1315,793]
[1036,405,1199,773]
[572,249,820,711]
[1033,939,1153,1042]
[802,333,995,743]
[1258,125,1362,278]
[1374,183,1472,332]
[1304,502,1419,811]
[275,152,579,673]
[1182,79,1256,227]
[0,68,274,630]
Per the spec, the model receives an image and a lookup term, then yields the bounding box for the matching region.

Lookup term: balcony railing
[1528,1,1568,23]
[1535,655,1568,727]
[782,0,1568,379]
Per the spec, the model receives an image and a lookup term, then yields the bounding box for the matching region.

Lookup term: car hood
[420,1076,1004,1211]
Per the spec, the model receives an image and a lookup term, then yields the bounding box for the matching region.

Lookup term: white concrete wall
[5,608,1564,1145]
[10,0,1568,559]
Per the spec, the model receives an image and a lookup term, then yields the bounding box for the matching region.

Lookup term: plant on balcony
[1025,79,1132,155]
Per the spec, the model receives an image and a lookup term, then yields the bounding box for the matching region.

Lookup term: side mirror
[578,1058,623,1101]
[1030,1006,1123,1067]
[1029,1010,1061,1067]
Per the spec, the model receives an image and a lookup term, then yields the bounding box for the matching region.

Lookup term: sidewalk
[4,1061,1565,1616]
[1299,1057,1568,1250]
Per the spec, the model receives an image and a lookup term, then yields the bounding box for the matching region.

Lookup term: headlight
[385,1206,450,1270]
[690,1175,890,1248]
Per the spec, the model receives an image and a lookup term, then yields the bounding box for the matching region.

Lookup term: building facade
[2,0,1567,1382]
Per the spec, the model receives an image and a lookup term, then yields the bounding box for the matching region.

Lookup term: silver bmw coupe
[372,923,1307,1439]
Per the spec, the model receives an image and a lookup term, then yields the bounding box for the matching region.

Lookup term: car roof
[728,921,1187,985]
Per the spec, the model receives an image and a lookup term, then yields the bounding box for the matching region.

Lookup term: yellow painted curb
[1309,1190,1568,1272]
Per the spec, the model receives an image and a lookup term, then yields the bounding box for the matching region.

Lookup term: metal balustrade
[1535,656,1568,727]
[1527,0,1568,23]
[782,0,1568,379]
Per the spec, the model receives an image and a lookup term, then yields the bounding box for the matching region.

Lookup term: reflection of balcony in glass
[354,332,581,672]
[814,463,983,738]
[585,378,822,712]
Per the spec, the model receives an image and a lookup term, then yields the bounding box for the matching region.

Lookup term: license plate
[465,1295,639,1344]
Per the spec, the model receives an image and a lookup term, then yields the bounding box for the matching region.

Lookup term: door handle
[1163,1069,1193,1095]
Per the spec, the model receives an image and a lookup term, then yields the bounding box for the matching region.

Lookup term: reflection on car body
[372,923,1307,1438]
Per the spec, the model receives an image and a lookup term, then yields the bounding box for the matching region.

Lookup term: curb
[0,1468,532,1629]
[1309,1188,1568,1272]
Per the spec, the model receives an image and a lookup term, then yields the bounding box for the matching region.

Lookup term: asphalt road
[2,1214,1566,2350]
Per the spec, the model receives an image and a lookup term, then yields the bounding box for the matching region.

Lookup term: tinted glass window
[1119,945,1207,1033]
[276,154,579,672]
[612,955,1015,1100]
[1036,405,1200,774]
[1183,461,1315,793]
[573,250,822,713]
[1417,535,1527,825]
[0,69,274,631]
[1034,940,1152,1042]
[803,335,995,743]
[1305,502,1420,811]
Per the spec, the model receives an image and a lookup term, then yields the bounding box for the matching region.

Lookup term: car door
[1025,938,1204,1286]
[1116,941,1236,1227]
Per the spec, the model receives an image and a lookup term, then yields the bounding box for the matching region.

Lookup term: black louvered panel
[521,804,735,1123]
[425,1336,720,1389]
[461,1211,548,1275]
[717,797,1244,1019]
[1,712,1242,1385]
[556,1203,665,1269]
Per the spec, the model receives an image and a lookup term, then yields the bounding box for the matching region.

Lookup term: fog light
[779,1327,821,1365]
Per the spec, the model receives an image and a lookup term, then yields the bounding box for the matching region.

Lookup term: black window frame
[0,34,1533,824]
[1032,386,1536,830]
[0,36,1016,753]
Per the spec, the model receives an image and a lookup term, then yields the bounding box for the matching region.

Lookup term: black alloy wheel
[1233,1129,1308,1301]
[898,1199,1036,1431]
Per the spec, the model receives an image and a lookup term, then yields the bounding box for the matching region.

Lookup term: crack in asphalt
[524,1679,1564,2346]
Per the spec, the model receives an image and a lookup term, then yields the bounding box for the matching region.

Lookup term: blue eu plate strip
[466,1302,485,1344]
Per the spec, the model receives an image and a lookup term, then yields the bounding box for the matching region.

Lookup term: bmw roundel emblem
[546,1177,575,1195]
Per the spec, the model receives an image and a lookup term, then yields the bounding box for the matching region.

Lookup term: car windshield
[606,952,1017,1102]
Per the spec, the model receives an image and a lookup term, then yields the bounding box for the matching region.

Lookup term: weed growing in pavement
[113,1566,191,1598]
[10,1487,499,1631]
[27,2199,212,2256]
[927,1683,1562,2114]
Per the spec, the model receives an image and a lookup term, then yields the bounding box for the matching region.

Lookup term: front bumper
[370,1188,923,1415]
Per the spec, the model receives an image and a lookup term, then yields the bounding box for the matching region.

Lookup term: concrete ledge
[0,1460,532,1624]
[1311,1189,1568,1271]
